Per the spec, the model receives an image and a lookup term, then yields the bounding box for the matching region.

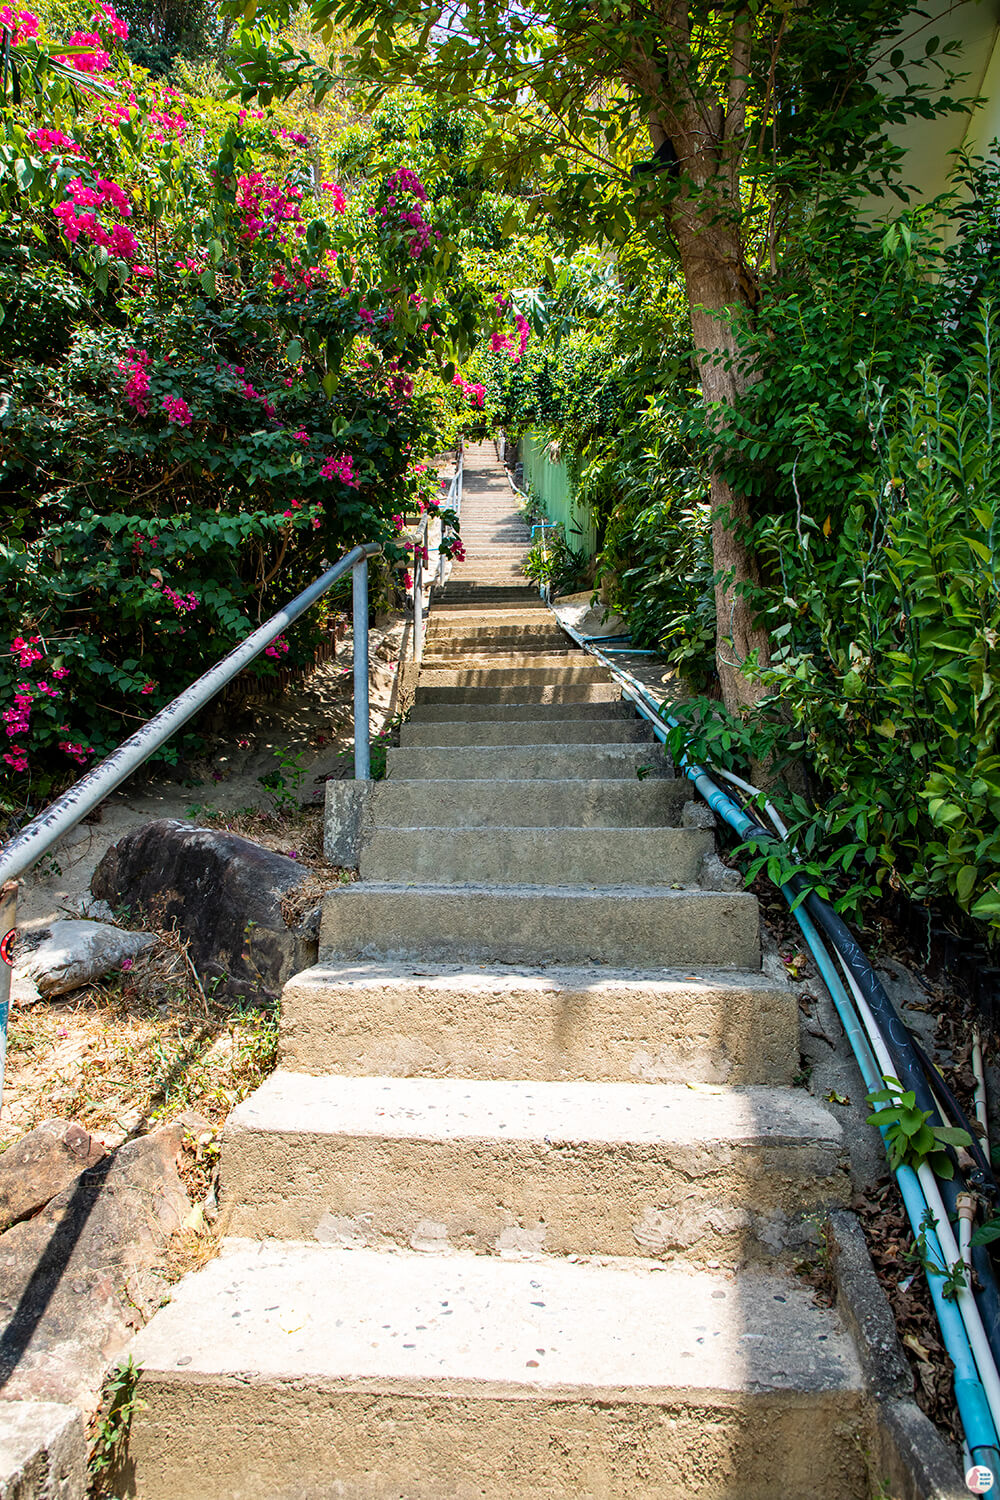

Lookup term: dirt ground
[3,616,410,1151]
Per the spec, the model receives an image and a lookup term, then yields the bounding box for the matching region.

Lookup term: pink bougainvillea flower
[321,182,346,214]
[91,1,128,37]
[29,128,81,155]
[119,347,151,414]
[58,741,94,764]
[162,395,192,426]
[55,30,110,71]
[0,6,38,42]
[320,453,359,488]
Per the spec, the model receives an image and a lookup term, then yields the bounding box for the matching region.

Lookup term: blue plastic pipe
[556,620,1000,1470]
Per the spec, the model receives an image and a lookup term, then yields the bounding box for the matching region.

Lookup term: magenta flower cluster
[150,583,198,614]
[91,0,127,37]
[0,6,39,42]
[236,172,304,243]
[119,347,151,414]
[320,453,359,489]
[54,173,137,261]
[264,635,290,659]
[162,395,192,426]
[29,128,82,155]
[371,168,440,259]
[55,30,109,70]
[58,740,94,765]
[452,371,485,408]
[2,639,72,773]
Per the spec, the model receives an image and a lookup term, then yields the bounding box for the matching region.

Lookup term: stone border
[829,1209,967,1499]
[0,1400,86,1500]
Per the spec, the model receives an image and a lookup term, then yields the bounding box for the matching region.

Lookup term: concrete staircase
[123,451,867,1498]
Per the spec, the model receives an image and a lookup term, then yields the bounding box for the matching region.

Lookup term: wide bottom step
[125,1240,866,1500]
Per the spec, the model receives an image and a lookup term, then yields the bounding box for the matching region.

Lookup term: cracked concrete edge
[0,1400,87,1500]
[829,1210,966,1500]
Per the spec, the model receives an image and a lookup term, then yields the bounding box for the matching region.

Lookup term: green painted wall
[521,432,598,558]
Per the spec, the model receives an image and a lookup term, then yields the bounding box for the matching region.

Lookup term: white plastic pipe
[833,946,1000,1435]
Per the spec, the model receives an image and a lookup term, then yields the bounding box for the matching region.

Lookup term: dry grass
[2,923,279,1151]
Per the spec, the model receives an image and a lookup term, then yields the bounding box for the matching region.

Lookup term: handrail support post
[414,551,425,664]
[0,881,16,1116]
[352,558,371,780]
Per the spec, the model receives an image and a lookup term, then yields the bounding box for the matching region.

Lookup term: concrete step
[409,700,638,722]
[318,881,759,969]
[219,1072,847,1258]
[279,960,800,1085]
[125,1241,866,1500]
[429,609,552,625]
[415,682,621,704]
[437,594,537,605]
[350,777,695,829]
[398,718,654,745]
[426,626,558,643]
[358,824,711,885]
[424,639,568,656]
[384,743,669,781]
[437,585,537,596]
[417,666,611,687]
[422,648,575,664]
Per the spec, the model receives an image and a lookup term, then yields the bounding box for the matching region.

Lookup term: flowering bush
[0,13,523,798]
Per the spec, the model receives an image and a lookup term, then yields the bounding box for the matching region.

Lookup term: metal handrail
[0,538,382,1101]
[530,521,554,604]
[413,447,464,663]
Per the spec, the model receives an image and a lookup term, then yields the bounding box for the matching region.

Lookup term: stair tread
[286,957,788,991]
[130,1239,861,1397]
[229,1069,841,1148]
[385,744,670,779]
[325,878,732,896]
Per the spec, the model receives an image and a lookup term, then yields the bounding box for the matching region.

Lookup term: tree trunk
[645,97,771,715]
[674,220,771,713]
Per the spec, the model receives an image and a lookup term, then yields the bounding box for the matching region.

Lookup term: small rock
[495,1225,547,1257]
[0,1121,105,1232]
[78,898,114,922]
[698,852,743,892]
[16,923,155,999]
[681,801,716,830]
[10,973,42,1010]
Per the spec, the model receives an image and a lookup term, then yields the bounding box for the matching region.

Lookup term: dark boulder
[91,820,317,1003]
